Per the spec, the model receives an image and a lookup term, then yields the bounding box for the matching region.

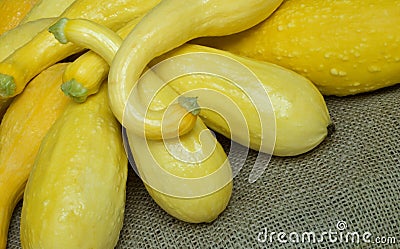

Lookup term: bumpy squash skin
[20,84,128,249]
[197,0,400,96]
[151,44,331,156]
[0,63,70,249]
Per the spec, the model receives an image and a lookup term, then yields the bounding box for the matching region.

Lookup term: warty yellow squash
[20,83,128,249]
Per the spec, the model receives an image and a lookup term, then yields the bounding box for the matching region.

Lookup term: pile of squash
[0,0,398,248]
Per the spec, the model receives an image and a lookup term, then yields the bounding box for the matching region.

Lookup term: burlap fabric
[7,84,399,248]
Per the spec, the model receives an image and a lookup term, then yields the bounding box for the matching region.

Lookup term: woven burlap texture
[7,84,399,249]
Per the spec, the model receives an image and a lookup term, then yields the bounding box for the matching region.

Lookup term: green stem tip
[61,79,88,103]
[178,96,200,116]
[48,18,69,44]
[0,74,16,98]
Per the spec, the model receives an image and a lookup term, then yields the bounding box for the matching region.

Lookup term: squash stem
[178,96,200,116]
[48,18,69,44]
[61,79,88,103]
[0,74,16,97]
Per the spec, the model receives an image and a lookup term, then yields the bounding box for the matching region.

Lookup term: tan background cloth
[7,84,399,248]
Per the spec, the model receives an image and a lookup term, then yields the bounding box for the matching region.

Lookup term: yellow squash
[0,63,70,249]
[127,119,233,223]
[0,0,161,98]
[0,0,39,35]
[151,44,332,156]
[20,84,128,249]
[20,0,76,24]
[61,51,108,103]
[197,0,400,96]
